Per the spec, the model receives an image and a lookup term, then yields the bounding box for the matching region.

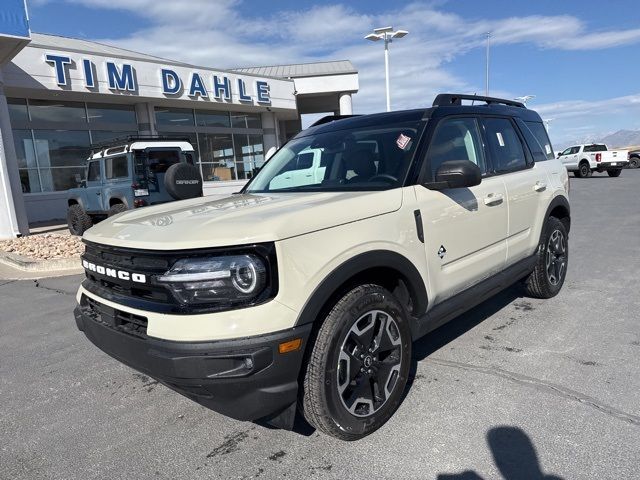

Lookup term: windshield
[245,121,424,193]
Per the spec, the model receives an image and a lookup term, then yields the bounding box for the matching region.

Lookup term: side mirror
[80,180,87,188]
[425,160,481,190]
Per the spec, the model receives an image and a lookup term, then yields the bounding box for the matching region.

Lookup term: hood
[83,189,404,250]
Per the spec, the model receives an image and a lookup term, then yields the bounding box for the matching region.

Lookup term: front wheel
[525,217,568,299]
[607,169,622,177]
[301,284,411,440]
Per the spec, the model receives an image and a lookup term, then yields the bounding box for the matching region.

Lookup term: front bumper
[74,296,312,422]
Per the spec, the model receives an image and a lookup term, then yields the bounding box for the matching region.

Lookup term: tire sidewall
[67,205,90,236]
[578,162,590,178]
[319,287,411,437]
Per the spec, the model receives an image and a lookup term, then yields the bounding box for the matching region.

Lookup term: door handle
[533,181,547,192]
[96,192,101,195]
[484,193,504,206]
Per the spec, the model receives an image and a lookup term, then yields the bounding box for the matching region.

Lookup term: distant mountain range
[556,129,640,151]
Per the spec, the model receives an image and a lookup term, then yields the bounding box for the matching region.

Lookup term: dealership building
[0,3,359,238]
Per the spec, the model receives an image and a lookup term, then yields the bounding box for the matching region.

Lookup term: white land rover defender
[74,94,570,440]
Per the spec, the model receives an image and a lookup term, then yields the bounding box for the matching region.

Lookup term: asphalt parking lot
[1,169,639,480]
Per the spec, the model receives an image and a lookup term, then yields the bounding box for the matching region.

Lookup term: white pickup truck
[557,144,629,178]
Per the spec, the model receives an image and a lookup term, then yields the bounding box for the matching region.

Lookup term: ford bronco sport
[66,137,202,235]
[73,94,570,440]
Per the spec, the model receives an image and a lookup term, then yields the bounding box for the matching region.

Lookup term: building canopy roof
[233,60,357,79]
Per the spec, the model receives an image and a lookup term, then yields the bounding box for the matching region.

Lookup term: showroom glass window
[155,107,265,181]
[7,99,139,193]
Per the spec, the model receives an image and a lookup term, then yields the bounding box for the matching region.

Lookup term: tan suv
[73,94,570,440]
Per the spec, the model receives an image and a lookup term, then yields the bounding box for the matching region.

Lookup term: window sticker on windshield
[396,133,411,150]
[496,132,505,147]
[545,144,552,155]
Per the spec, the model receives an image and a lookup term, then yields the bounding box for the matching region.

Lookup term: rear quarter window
[523,121,555,160]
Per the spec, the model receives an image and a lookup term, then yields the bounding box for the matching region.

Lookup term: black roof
[297,93,544,138]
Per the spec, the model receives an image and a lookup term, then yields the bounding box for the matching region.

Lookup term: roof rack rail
[433,94,525,108]
[310,114,361,127]
[89,135,194,154]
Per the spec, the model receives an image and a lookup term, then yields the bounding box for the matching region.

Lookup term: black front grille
[82,241,175,309]
[81,294,148,339]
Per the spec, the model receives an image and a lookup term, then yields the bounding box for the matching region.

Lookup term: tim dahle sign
[44,53,271,104]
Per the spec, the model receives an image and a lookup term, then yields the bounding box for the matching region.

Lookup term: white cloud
[33,0,640,139]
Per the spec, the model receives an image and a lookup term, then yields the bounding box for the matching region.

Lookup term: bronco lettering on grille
[82,259,147,283]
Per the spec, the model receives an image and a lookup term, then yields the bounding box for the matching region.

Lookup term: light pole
[365,27,409,112]
[515,95,536,106]
[543,118,554,132]
[485,32,492,96]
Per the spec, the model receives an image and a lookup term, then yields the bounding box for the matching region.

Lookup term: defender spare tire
[164,163,203,200]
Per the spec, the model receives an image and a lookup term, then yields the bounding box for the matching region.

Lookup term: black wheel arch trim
[294,250,428,327]
[545,195,571,232]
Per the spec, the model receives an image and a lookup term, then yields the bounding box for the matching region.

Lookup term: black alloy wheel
[336,309,403,417]
[545,228,567,286]
[578,162,590,178]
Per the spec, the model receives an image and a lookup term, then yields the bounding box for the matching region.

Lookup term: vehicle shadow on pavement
[437,426,564,480]
[410,284,524,365]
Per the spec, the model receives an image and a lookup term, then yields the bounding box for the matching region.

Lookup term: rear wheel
[525,217,568,299]
[607,169,622,177]
[629,157,639,169]
[108,203,127,216]
[301,284,411,440]
[67,204,93,236]
[575,161,591,178]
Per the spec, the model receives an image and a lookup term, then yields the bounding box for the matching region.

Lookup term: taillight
[133,199,146,208]
[595,153,601,162]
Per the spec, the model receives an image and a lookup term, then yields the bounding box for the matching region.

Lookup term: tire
[300,284,412,440]
[67,204,93,236]
[629,157,639,169]
[108,203,127,216]
[525,217,568,299]
[607,169,622,177]
[576,161,590,178]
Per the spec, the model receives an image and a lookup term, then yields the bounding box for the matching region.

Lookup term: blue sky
[28,0,640,146]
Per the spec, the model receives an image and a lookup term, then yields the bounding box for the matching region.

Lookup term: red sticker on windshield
[396,133,411,150]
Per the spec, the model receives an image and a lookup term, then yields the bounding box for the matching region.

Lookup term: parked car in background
[66,137,202,235]
[628,149,640,169]
[557,144,629,178]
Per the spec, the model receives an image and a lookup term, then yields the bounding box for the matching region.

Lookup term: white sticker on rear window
[396,133,411,150]
[545,144,551,155]
[496,132,505,147]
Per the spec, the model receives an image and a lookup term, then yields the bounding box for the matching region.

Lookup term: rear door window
[105,156,129,179]
[147,149,181,173]
[482,118,527,173]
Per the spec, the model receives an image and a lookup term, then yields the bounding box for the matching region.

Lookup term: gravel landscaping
[0,233,84,261]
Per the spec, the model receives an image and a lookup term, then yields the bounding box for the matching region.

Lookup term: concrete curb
[0,251,82,273]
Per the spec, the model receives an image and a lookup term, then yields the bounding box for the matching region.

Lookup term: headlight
[156,254,268,307]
